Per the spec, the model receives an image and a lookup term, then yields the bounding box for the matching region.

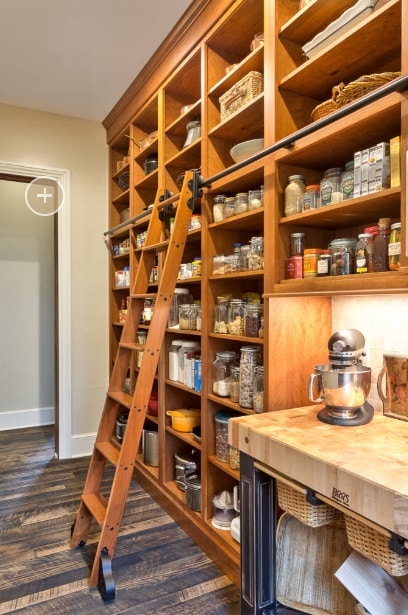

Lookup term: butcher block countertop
[229,406,408,539]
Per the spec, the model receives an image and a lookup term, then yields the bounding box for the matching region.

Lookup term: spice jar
[244,303,263,337]
[355,233,374,274]
[317,250,332,277]
[303,248,323,277]
[239,346,261,409]
[248,236,264,270]
[234,192,249,215]
[303,185,320,211]
[213,351,237,397]
[290,232,305,256]
[330,238,357,275]
[248,187,263,210]
[227,299,245,335]
[320,167,342,206]
[230,366,240,403]
[388,222,401,270]
[284,175,306,216]
[373,218,391,272]
[213,194,226,222]
[253,366,264,413]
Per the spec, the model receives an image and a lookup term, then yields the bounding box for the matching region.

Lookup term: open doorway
[0,161,71,458]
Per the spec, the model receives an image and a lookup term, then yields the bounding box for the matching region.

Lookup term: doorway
[0,161,71,458]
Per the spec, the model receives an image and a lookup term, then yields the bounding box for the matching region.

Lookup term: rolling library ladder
[70,170,200,600]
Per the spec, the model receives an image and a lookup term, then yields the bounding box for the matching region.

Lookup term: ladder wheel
[98,547,115,601]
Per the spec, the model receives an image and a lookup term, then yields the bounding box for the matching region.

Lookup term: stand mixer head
[309,329,374,426]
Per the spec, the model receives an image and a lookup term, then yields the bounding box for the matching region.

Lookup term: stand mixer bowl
[309,364,372,417]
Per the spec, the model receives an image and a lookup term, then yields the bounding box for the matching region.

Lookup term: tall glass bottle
[373,218,391,272]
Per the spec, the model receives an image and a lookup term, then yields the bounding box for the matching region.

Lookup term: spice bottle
[285,175,306,216]
[355,233,374,274]
[388,222,401,270]
[317,250,332,277]
[373,218,391,272]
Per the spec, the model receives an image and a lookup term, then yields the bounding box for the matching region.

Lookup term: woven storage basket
[355,605,370,615]
[311,72,401,122]
[344,515,408,577]
[277,512,357,614]
[277,480,342,528]
[219,71,263,121]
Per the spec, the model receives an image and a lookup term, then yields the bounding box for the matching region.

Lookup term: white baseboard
[70,432,96,458]
[0,407,55,431]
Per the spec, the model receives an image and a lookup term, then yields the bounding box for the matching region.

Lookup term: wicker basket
[344,515,408,577]
[311,72,401,122]
[355,605,370,615]
[277,480,342,528]
[277,512,357,615]
[219,71,263,121]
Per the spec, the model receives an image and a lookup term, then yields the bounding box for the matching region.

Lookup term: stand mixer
[308,329,374,426]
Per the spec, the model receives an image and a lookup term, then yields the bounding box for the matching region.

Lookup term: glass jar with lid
[224,253,240,273]
[303,185,320,211]
[214,296,230,334]
[355,233,374,274]
[234,192,249,215]
[329,238,357,275]
[290,232,305,256]
[248,236,264,270]
[213,194,226,222]
[178,304,194,330]
[188,304,200,330]
[248,186,263,210]
[253,366,264,413]
[284,175,306,216]
[239,244,251,271]
[223,197,235,218]
[230,366,240,403]
[373,218,391,272]
[320,167,342,206]
[227,299,245,335]
[340,161,354,201]
[212,254,225,275]
[213,351,238,397]
[244,303,263,337]
[183,119,201,147]
[239,346,261,409]
[388,222,401,270]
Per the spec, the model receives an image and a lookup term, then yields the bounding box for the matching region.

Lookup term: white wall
[0,180,54,426]
[0,103,109,456]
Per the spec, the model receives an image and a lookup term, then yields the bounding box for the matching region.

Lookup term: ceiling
[0,0,192,122]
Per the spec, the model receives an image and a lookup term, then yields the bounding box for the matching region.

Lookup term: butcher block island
[229,405,408,614]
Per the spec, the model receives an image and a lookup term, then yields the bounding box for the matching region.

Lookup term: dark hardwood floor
[0,426,240,614]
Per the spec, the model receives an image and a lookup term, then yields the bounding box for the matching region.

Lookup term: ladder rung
[107,390,133,408]
[119,342,145,351]
[82,493,107,525]
[96,441,120,466]
[143,241,169,254]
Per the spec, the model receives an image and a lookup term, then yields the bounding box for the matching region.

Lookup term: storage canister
[183,119,201,147]
[168,288,193,328]
[320,167,342,206]
[373,218,391,272]
[355,233,374,274]
[214,297,229,334]
[303,248,323,277]
[239,345,261,409]
[142,425,159,467]
[244,303,263,337]
[169,340,183,381]
[253,365,264,413]
[223,197,236,218]
[213,194,226,222]
[230,366,240,403]
[330,238,357,275]
[248,187,263,210]
[234,192,249,215]
[285,255,303,279]
[284,175,306,216]
[248,236,264,270]
[227,299,245,335]
[340,161,354,200]
[212,254,225,275]
[303,185,320,211]
[213,351,237,397]
[215,411,237,462]
[388,222,401,270]
[178,341,200,384]
[290,232,305,256]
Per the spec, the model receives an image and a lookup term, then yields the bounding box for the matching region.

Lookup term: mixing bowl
[230,138,264,163]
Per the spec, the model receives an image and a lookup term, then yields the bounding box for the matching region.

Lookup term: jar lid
[240,345,261,352]
[288,174,305,182]
[391,222,401,230]
[290,232,306,237]
[358,233,374,239]
[215,411,234,423]
[378,217,391,228]
[304,248,323,254]
[306,185,320,190]
[215,350,237,359]
[329,238,357,246]
[181,341,201,348]
[174,288,190,294]
[344,160,354,170]
[323,167,342,175]
[320,249,331,254]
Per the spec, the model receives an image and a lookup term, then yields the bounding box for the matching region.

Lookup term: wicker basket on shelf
[277,480,342,528]
[344,514,408,577]
[311,72,401,122]
[219,71,264,121]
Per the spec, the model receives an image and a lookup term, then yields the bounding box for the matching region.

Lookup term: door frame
[0,159,71,458]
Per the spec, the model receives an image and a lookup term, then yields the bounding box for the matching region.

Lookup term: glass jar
[248,236,264,270]
[213,194,226,222]
[239,346,261,409]
[227,299,245,335]
[320,167,342,206]
[234,192,249,215]
[214,298,229,334]
[248,187,263,210]
[136,330,147,368]
[388,222,401,271]
[168,288,193,328]
[215,411,231,462]
[224,253,240,273]
[183,119,201,147]
[188,304,200,330]
[330,238,357,275]
[169,341,183,381]
[317,250,332,277]
[340,161,354,201]
[223,197,235,218]
[253,366,264,413]
[239,244,251,271]
[213,351,237,397]
[290,232,306,256]
[143,298,154,323]
[212,254,225,275]
[230,366,240,403]
[303,185,320,211]
[373,218,391,272]
[244,303,263,337]
[355,233,374,274]
[195,306,202,331]
[285,175,306,216]
[179,304,193,330]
